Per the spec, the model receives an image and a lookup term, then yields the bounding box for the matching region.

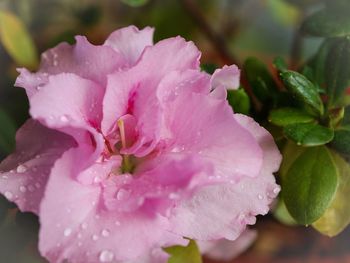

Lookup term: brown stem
[179,0,240,66]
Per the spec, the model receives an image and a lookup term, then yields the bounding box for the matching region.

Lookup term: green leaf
[273,56,288,73]
[227,88,250,115]
[121,0,149,7]
[269,107,315,127]
[283,146,339,225]
[0,108,16,155]
[273,199,298,225]
[280,141,306,180]
[301,8,350,37]
[284,123,334,146]
[244,57,278,102]
[330,127,350,155]
[313,150,350,236]
[0,10,38,69]
[325,38,350,105]
[280,71,324,115]
[165,240,202,263]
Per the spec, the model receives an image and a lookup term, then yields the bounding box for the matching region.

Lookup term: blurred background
[0,0,348,262]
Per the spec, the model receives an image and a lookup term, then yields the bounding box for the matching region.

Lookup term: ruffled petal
[104,26,154,66]
[198,229,257,261]
[211,65,240,90]
[168,114,280,240]
[29,73,105,161]
[15,36,126,98]
[0,119,75,214]
[39,148,186,263]
[102,37,201,155]
[164,91,263,180]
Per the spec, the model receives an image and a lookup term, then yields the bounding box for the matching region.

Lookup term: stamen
[117,119,127,148]
[117,119,134,174]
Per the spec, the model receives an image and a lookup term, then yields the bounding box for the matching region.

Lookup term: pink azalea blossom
[0,26,281,263]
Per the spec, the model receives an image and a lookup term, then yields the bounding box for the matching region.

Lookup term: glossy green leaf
[283,146,339,225]
[274,199,298,225]
[301,9,350,37]
[0,10,38,69]
[313,151,350,236]
[227,88,250,115]
[280,141,306,180]
[0,108,16,154]
[244,57,278,102]
[121,0,149,7]
[165,240,202,263]
[280,71,324,115]
[269,107,314,127]
[273,56,287,73]
[330,128,350,155]
[325,38,350,105]
[284,123,334,146]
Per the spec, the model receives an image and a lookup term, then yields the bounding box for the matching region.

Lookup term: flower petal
[168,113,280,240]
[0,119,75,214]
[15,36,126,98]
[39,148,186,263]
[104,25,154,66]
[164,91,263,180]
[211,65,240,90]
[198,229,257,261]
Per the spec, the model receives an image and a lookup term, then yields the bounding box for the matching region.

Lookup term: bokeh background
[0,0,349,262]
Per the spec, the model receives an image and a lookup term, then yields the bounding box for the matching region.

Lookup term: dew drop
[114,221,121,226]
[273,187,280,194]
[92,234,99,241]
[16,164,27,173]
[78,242,82,247]
[99,250,114,262]
[93,176,101,183]
[115,188,130,201]
[64,228,72,237]
[19,186,27,193]
[35,182,41,188]
[4,191,13,200]
[257,194,263,200]
[168,193,179,200]
[101,229,110,237]
[81,222,88,230]
[60,115,69,122]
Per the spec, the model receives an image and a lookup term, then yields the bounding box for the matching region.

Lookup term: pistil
[117,119,134,173]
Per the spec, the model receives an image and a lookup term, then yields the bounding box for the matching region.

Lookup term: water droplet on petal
[273,187,280,194]
[99,250,114,262]
[78,242,82,247]
[64,228,72,237]
[4,191,13,200]
[19,186,27,193]
[81,222,88,230]
[114,221,121,226]
[16,164,27,173]
[60,115,69,122]
[257,194,263,200]
[168,193,179,200]
[92,234,99,241]
[93,176,101,183]
[35,182,41,188]
[101,229,110,237]
[115,188,130,201]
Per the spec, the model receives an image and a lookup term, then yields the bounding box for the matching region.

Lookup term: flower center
[117,119,135,174]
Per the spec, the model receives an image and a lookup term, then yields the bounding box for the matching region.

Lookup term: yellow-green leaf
[313,151,350,236]
[165,240,202,263]
[0,10,38,69]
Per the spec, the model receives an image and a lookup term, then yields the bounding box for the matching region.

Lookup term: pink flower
[0,26,281,263]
